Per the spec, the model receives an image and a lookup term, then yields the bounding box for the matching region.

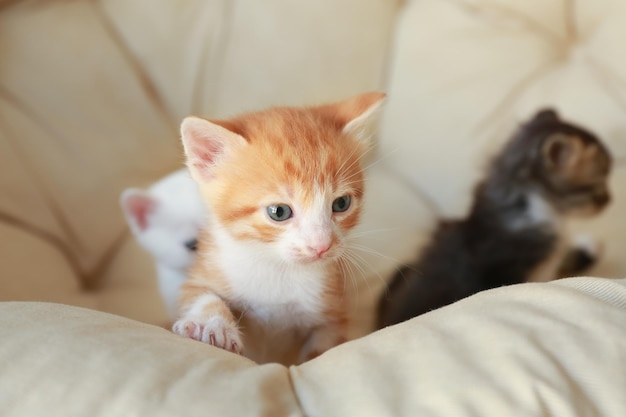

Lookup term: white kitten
[120,169,207,320]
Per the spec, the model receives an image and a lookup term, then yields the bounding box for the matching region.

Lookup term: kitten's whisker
[359,147,399,173]
[337,173,365,184]
[336,142,367,180]
[338,257,348,298]
[340,251,366,285]
[338,256,359,299]
[336,140,379,181]
[347,227,405,239]
[336,142,363,174]
[400,263,419,274]
[349,244,403,265]
[341,255,368,295]
[337,256,355,302]
[339,165,366,183]
[337,179,368,191]
[341,146,400,183]
[349,255,368,291]
[342,249,384,291]
[338,163,366,186]
[348,252,371,288]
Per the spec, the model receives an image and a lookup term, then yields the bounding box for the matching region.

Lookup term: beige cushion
[294,276,626,416]
[380,0,626,277]
[0,302,299,417]
[1,277,625,416]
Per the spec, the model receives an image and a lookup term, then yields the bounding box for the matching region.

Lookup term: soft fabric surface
[1,277,625,417]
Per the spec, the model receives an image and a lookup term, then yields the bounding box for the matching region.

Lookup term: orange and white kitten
[172,92,386,365]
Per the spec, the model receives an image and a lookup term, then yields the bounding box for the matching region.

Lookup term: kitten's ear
[543,133,584,171]
[120,188,157,232]
[532,108,560,124]
[331,92,387,146]
[180,116,248,182]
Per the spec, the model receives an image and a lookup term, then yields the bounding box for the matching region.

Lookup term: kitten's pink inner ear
[180,116,246,182]
[122,192,156,231]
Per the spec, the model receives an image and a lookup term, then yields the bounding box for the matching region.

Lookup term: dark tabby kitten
[378,109,612,328]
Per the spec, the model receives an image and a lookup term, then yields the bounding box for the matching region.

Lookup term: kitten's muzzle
[307,242,332,259]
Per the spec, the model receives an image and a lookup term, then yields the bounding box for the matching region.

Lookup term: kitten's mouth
[296,250,338,264]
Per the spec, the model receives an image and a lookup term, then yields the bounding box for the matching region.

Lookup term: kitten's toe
[172,319,200,339]
[199,316,243,354]
[559,234,604,277]
[173,316,243,354]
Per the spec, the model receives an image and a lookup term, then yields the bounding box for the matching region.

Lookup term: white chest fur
[507,191,561,231]
[212,229,330,330]
[520,192,570,283]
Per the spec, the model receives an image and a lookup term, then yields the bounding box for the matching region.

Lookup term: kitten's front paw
[559,234,604,277]
[573,234,604,260]
[173,315,243,354]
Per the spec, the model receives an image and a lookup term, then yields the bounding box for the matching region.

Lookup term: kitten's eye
[267,204,293,222]
[184,239,198,252]
[332,195,351,213]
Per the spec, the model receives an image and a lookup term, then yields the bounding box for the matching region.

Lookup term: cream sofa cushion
[294,277,626,416]
[0,302,299,417]
[1,277,625,417]
[380,0,626,277]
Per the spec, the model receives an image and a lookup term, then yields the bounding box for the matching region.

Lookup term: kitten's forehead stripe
[235,224,279,243]
[283,160,298,179]
[221,205,258,224]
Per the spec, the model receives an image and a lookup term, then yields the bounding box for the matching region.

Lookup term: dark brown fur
[378,109,612,328]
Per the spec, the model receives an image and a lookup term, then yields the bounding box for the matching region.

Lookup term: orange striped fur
[173,92,386,365]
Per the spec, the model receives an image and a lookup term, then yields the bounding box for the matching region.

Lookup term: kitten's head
[522,109,612,216]
[180,92,385,265]
[120,171,206,270]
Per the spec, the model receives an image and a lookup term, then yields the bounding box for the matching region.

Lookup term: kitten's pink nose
[308,241,332,258]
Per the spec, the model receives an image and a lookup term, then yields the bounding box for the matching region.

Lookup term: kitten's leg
[172,283,243,354]
[299,297,349,363]
[298,271,351,363]
[299,320,348,364]
[558,234,603,277]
